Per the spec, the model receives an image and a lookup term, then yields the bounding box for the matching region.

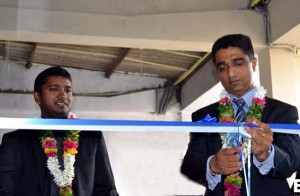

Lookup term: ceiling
[0,0,249,16]
[0,0,254,87]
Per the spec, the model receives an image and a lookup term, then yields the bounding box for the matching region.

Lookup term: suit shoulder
[263,97,298,123]
[266,97,297,110]
[3,129,40,137]
[1,130,40,147]
[192,102,219,122]
[79,131,103,138]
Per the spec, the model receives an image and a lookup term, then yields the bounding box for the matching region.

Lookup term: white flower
[255,86,267,99]
[63,154,75,185]
[242,142,249,158]
[220,89,229,99]
[47,154,76,187]
[220,133,228,148]
[47,157,64,186]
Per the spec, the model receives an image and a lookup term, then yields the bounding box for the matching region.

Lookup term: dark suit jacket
[0,130,118,196]
[181,97,300,196]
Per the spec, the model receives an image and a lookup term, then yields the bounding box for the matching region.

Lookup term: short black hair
[34,66,72,94]
[211,34,254,65]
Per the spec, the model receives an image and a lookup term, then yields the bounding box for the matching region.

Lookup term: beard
[40,101,72,119]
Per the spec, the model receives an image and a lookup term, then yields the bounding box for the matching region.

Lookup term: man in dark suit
[0,67,118,196]
[181,34,300,196]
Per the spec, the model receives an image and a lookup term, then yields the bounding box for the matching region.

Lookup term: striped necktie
[233,98,247,122]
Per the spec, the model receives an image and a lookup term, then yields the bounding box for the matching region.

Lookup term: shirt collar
[228,86,257,110]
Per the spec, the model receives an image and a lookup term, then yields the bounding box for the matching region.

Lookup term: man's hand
[210,147,243,175]
[245,121,273,161]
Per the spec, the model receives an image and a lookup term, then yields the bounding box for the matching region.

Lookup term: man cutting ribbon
[180,34,300,196]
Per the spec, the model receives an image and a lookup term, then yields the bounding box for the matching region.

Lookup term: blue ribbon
[0,117,299,136]
[198,114,218,123]
[200,115,243,160]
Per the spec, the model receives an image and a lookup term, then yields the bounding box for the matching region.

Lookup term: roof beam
[173,52,211,86]
[3,41,8,60]
[105,48,131,78]
[26,43,37,69]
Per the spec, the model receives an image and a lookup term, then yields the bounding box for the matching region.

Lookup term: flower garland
[218,86,266,196]
[40,113,79,196]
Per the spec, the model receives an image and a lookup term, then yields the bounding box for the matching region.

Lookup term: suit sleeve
[270,105,300,178]
[0,133,18,195]
[94,132,119,196]
[180,110,219,187]
[180,132,210,186]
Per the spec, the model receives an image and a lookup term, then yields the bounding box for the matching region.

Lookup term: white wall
[269,0,300,46]
[106,131,204,196]
[269,48,300,116]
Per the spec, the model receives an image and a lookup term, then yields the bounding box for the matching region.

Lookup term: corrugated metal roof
[0,41,210,85]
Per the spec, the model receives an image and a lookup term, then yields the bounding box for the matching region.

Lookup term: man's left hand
[245,121,273,161]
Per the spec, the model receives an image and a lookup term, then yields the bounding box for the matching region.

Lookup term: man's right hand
[209,147,243,175]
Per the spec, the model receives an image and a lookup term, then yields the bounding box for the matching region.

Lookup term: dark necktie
[233,98,247,122]
[57,137,64,170]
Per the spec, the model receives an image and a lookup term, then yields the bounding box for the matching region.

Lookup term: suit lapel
[261,97,271,123]
[31,134,50,194]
